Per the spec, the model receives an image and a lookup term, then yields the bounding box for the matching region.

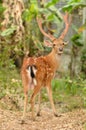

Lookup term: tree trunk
[2,0,25,44]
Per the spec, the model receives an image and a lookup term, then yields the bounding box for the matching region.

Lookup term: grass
[51,78,86,111]
[84,123,86,130]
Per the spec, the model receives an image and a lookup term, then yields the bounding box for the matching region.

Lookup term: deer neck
[46,49,61,70]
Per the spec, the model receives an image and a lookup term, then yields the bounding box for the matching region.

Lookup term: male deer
[21,12,71,121]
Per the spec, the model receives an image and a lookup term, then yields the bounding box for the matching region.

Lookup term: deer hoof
[20,119,25,124]
[54,113,61,117]
[37,112,41,116]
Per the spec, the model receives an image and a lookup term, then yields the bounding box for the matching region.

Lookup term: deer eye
[62,42,64,45]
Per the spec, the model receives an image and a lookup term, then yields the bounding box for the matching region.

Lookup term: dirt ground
[0,106,86,130]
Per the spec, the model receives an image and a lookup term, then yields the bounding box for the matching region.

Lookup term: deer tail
[26,65,37,86]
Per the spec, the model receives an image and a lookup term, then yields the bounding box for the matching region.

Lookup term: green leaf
[0,4,5,14]
[30,0,38,15]
[22,9,30,21]
[47,6,62,21]
[71,33,83,46]
[61,5,73,12]
[45,0,60,8]
[22,0,39,21]
[67,0,83,4]
[62,2,86,12]
[47,14,55,21]
[1,26,17,36]
[39,8,50,14]
[30,0,38,5]
[72,24,78,32]
[47,13,61,25]
[36,42,44,50]
[30,4,38,14]
[22,9,34,21]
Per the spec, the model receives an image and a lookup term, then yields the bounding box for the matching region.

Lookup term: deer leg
[46,85,58,117]
[21,80,29,122]
[30,85,41,120]
[37,91,41,116]
[22,93,28,119]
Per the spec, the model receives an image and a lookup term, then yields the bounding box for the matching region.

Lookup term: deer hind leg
[30,85,41,120]
[37,91,41,116]
[21,79,29,121]
[22,92,28,120]
[46,85,58,117]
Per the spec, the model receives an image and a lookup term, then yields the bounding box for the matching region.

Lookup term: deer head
[37,12,71,55]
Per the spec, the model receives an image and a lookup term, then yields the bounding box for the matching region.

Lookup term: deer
[21,12,71,121]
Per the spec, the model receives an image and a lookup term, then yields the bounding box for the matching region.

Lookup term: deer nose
[59,48,63,51]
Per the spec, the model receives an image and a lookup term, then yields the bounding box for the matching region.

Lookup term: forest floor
[0,103,86,130]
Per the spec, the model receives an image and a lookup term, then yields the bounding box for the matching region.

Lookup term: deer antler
[36,16,55,41]
[37,12,71,42]
[59,12,72,39]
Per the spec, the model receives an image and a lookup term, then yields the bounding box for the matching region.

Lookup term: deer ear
[44,40,52,47]
[64,41,69,45]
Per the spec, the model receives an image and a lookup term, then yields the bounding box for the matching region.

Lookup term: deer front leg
[46,85,58,117]
[30,85,41,120]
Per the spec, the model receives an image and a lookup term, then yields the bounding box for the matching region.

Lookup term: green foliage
[0,3,5,27]
[23,2,38,21]
[46,5,62,22]
[79,24,86,33]
[45,0,60,8]
[23,0,62,23]
[0,68,20,97]
[81,49,86,76]
[84,123,86,130]
[71,24,83,47]
[0,45,12,67]
[23,0,38,21]
[0,67,23,110]
[62,0,86,12]
[71,33,83,46]
[0,26,17,37]
[41,76,86,111]
[0,3,5,14]
[51,77,86,111]
[81,49,86,61]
